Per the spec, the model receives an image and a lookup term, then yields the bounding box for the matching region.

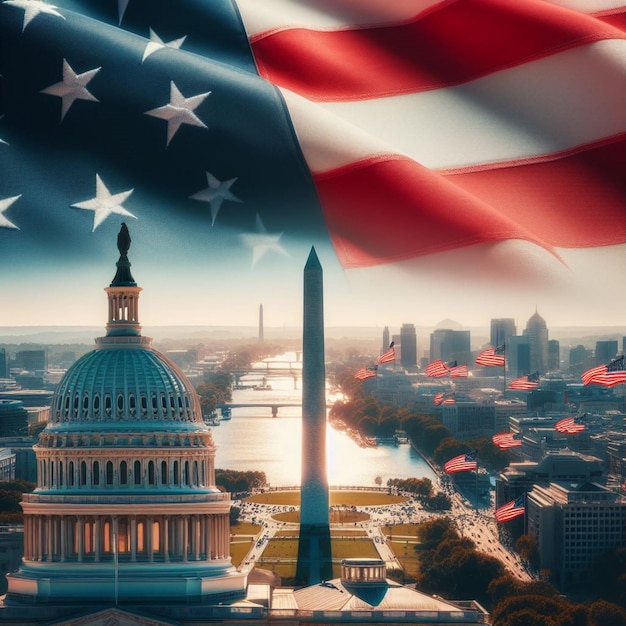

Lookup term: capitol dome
[50,343,203,431]
[6,224,246,606]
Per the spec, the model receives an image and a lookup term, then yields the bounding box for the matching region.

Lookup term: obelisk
[296,247,332,585]
[258,304,264,343]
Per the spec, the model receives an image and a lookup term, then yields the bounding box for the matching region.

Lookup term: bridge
[215,403,331,418]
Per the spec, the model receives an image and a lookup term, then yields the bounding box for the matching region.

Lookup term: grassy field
[273,510,369,524]
[245,490,407,507]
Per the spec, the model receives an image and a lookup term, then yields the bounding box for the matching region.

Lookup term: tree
[588,599,626,626]
[516,533,540,570]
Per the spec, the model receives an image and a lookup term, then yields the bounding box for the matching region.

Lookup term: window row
[38,432,211,449]
[38,457,213,489]
[54,390,197,421]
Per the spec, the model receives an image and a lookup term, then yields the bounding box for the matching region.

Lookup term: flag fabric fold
[444,450,477,474]
[377,342,395,365]
[582,356,626,387]
[448,362,469,378]
[492,432,522,449]
[495,494,525,523]
[475,345,506,367]
[555,415,586,434]
[508,372,540,390]
[434,391,455,406]
[2,0,626,304]
[354,366,378,381]
[426,359,450,378]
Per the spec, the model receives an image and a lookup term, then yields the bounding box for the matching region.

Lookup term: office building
[569,345,593,377]
[548,339,560,372]
[595,340,618,365]
[522,311,549,374]
[399,323,417,369]
[429,329,471,365]
[490,318,516,348]
[382,326,390,354]
[507,336,531,378]
[0,349,8,379]
[527,480,626,590]
[13,350,47,373]
[441,402,496,440]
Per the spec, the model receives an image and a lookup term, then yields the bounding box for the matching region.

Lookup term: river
[208,354,437,487]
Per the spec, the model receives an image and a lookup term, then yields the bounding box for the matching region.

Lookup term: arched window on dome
[134,460,142,485]
[50,460,55,488]
[73,394,79,417]
[93,393,100,417]
[59,461,64,487]
[64,395,70,418]
[183,461,190,486]
[140,393,147,416]
[106,461,114,486]
[68,460,74,486]
[193,461,199,487]
[105,394,112,417]
[93,461,100,486]
[129,393,136,417]
[173,460,179,485]
[148,461,155,485]
[160,461,167,485]
[83,393,89,417]
[201,460,206,486]
[120,461,128,485]
[80,461,87,486]
[117,393,124,416]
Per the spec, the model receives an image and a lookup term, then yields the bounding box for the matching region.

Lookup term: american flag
[475,345,506,367]
[2,0,626,315]
[433,391,455,406]
[582,356,626,387]
[443,450,477,474]
[492,432,522,449]
[447,362,469,378]
[425,359,450,378]
[377,342,395,365]
[495,494,525,523]
[555,415,586,434]
[354,366,378,381]
[508,372,540,390]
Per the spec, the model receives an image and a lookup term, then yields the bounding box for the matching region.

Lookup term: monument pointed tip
[305,246,322,271]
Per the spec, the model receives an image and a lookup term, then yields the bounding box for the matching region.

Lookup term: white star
[3,0,64,32]
[189,171,242,226]
[144,81,210,147]
[142,28,187,63]
[239,214,288,267]
[71,174,136,231]
[0,195,21,230]
[41,59,100,121]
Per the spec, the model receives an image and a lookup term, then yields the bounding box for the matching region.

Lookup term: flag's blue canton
[0,0,326,273]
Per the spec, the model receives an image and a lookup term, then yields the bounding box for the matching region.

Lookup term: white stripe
[236,0,444,37]
[282,39,626,172]
[541,0,626,13]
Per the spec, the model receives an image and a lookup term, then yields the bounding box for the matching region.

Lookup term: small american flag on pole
[444,450,477,474]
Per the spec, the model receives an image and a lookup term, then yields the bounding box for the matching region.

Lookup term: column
[163,516,170,562]
[147,516,154,562]
[60,516,66,562]
[205,515,211,560]
[95,517,101,562]
[77,516,84,562]
[130,517,137,562]
[182,516,188,562]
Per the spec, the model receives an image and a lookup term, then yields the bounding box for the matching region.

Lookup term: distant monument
[296,248,332,585]
[258,304,264,343]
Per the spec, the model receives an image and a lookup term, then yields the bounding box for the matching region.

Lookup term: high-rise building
[548,339,560,371]
[522,310,549,374]
[382,326,390,354]
[13,349,47,373]
[569,345,593,376]
[399,323,417,369]
[507,336,531,378]
[0,349,8,379]
[595,339,618,365]
[5,225,246,606]
[429,329,471,365]
[490,318,516,348]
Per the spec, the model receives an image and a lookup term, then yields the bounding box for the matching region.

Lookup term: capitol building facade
[5,226,246,606]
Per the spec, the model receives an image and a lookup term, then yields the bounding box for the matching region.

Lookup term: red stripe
[251,0,625,101]
[314,139,626,267]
